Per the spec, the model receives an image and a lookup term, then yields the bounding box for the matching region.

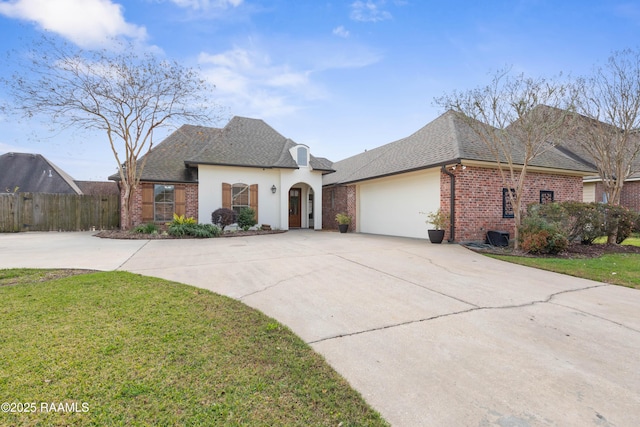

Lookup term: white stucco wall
[198,166,282,227]
[357,168,440,239]
[198,164,324,230]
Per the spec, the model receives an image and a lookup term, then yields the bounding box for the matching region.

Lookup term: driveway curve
[1,230,639,426]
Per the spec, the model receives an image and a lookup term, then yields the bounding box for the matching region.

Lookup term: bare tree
[436,69,575,249]
[572,49,640,223]
[2,36,221,229]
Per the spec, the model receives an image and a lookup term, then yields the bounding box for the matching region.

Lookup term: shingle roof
[187,116,334,171]
[0,152,83,194]
[114,116,334,182]
[324,110,597,186]
[74,181,120,195]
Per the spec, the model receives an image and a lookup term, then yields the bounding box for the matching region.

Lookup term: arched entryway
[287,183,315,229]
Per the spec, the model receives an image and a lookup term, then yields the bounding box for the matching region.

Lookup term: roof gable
[324,110,597,185]
[124,116,333,182]
[0,152,82,194]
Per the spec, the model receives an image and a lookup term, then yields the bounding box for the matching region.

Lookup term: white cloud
[198,47,322,118]
[333,25,350,38]
[350,0,392,22]
[0,0,147,48]
[168,0,242,10]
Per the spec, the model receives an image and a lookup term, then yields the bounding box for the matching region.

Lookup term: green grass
[489,253,640,289]
[0,269,387,426]
[593,235,640,245]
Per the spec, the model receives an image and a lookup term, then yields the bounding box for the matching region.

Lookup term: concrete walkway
[1,231,639,426]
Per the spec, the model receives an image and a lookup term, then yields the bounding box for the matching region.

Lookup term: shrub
[133,223,159,234]
[211,208,236,231]
[237,207,257,231]
[518,209,568,255]
[169,213,197,226]
[167,223,221,238]
[600,204,638,244]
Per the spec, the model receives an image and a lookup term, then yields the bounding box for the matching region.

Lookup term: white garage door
[358,169,441,239]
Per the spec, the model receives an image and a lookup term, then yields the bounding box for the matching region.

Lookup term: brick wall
[123,182,199,227]
[620,181,640,212]
[322,184,357,231]
[441,166,583,242]
[592,181,640,212]
[184,184,199,219]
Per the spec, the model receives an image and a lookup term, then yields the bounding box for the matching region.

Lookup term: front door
[288,188,302,228]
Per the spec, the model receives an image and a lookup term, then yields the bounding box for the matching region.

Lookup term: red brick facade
[322,185,357,231]
[620,180,640,212]
[123,182,199,227]
[441,166,583,242]
[593,181,640,212]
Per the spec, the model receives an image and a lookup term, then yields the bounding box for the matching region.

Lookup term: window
[502,188,515,218]
[540,190,554,204]
[154,184,174,221]
[296,146,308,166]
[232,183,250,215]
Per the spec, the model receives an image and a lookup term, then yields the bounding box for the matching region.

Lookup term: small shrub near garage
[519,206,568,254]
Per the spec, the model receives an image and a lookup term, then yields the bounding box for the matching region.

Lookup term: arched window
[296,146,308,166]
[232,183,250,214]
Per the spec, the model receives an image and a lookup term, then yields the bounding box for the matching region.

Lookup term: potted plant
[335,212,351,233]
[422,209,449,244]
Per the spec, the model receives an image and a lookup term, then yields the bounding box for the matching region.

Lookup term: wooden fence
[0,193,120,232]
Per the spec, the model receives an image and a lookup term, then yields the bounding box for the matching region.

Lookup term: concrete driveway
[1,231,639,426]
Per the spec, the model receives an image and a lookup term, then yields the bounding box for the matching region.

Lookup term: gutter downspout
[441,165,455,242]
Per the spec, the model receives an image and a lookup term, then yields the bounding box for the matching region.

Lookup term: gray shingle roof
[324,110,597,186]
[115,116,334,182]
[0,152,83,194]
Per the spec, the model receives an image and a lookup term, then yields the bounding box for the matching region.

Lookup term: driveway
[1,231,639,426]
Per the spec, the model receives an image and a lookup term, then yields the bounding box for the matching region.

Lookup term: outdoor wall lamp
[271,185,277,194]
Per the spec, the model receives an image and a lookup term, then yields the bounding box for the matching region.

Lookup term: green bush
[518,208,568,255]
[237,208,257,231]
[167,223,221,238]
[133,223,159,234]
[600,204,638,244]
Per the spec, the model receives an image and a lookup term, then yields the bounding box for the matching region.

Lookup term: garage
[357,168,440,239]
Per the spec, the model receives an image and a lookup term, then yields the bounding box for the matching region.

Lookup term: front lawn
[0,269,387,426]
[489,253,640,289]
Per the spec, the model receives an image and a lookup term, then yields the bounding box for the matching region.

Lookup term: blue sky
[1,0,639,180]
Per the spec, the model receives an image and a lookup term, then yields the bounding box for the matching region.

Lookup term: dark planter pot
[338,224,349,233]
[428,229,445,244]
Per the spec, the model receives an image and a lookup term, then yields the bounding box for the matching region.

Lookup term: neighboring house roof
[324,110,596,186]
[114,116,334,182]
[74,181,120,196]
[0,152,83,194]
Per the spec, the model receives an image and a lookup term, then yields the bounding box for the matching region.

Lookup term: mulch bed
[466,241,640,259]
[94,229,286,240]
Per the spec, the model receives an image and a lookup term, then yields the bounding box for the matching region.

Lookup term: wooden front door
[288,188,302,228]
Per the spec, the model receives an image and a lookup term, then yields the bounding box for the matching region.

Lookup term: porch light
[271,185,277,194]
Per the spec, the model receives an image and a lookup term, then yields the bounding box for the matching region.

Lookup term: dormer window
[296,146,308,167]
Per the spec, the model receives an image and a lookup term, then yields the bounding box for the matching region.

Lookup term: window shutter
[222,183,231,209]
[141,184,154,222]
[250,184,258,221]
[175,185,186,216]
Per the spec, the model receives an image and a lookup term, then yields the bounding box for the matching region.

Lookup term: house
[0,152,84,194]
[115,116,334,230]
[0,152,119,196]
[322,110,597,242]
